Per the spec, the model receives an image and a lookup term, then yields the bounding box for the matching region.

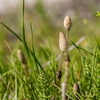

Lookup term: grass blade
[0,22,22,42]
[30,23,39,73]
[71,41,93,56]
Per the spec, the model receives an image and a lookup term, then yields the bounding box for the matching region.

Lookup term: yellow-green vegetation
[96,11,100,17]
[0,0,100,100]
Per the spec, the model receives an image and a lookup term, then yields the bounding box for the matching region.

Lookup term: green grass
[0,0,100,100]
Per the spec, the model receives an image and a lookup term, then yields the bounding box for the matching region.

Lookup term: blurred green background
[0,0,100,61]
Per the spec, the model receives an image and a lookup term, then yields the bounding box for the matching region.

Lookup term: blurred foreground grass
[0,0,100,100]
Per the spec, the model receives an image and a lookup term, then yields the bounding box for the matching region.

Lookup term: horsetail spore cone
[64,15,72,30]
[17,49,29,77]
[73,83,80,100]
[59,31,67,52]
[17,49,26,64]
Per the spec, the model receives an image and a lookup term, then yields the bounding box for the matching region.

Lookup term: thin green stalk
[66,30,69,41]
[30,23,39,73]
[9,49,17,100]
[51,49,56,83]
[22,0,32,66]
[11,55,17,100]
[2,81,10,100]
[15,67,17,100]
[89,42,98,93]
